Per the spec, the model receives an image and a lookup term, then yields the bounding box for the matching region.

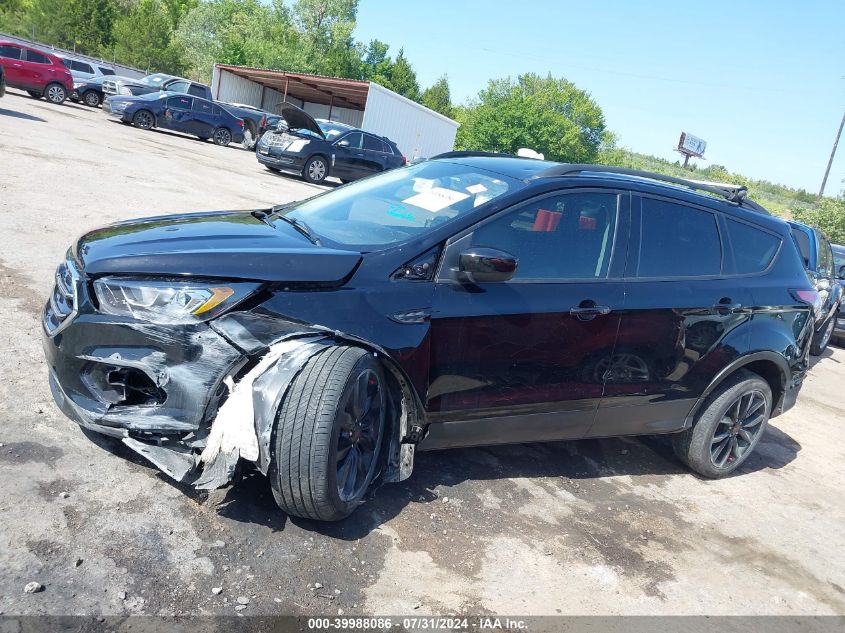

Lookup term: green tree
[793,196,845,244]
[384,48,419,101]
[421,75,453,118]
[292,0,360,77]
[111,0,184,74]
[360,38,391,83]
[18,0,119,54]
[456,73,606,163]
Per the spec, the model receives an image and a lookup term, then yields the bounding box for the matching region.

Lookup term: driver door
[332,132,363,179]
[420,190,630,450]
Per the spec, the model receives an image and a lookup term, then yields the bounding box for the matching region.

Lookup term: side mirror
[458,247,517,283]
[336,139,350,148]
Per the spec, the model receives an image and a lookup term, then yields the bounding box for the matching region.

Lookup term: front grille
[102,80,117,95]
[44,259,79,335]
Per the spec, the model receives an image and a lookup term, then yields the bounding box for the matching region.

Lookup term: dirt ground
[1,90,844,619]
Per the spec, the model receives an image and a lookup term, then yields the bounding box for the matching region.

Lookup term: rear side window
[193,99,213,114]
[638,197,721,278]
[0,45,22,60]
[61,58,72,68]
[72,60,93,73]
[725,219,780,274]
[26,50,51,64]
[791,228,811,268]
[99,67,116,75]
[363,134,383,152]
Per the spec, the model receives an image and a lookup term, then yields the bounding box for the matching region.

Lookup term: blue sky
[354,0,845,194]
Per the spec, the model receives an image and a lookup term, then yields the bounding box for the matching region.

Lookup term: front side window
[0,45,22,60]
[725,218,780,274]
[279,160,521,249]
[167,81,189,94]
[337,132,362,149]
[470,192,618,280]
[25,50,51,64]
[637,197,721,278]
[166,96,192,110]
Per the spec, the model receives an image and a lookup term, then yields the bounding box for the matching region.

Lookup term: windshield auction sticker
[403,187,470,212]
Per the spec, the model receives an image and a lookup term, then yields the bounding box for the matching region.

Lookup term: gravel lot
[1,89,845,618]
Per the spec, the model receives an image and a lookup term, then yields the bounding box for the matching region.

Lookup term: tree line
[1,0,840,238]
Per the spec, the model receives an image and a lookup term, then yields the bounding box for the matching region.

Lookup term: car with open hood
[103,92,245,146]
[43,155,816,522]
[256,104,406,184]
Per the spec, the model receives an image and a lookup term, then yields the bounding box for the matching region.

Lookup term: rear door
[22,48,55,89]
[0,44,25,87]
[190,98,215,137]
[361,134,388,175]
[589,194,754,438]
[422,189,629,449]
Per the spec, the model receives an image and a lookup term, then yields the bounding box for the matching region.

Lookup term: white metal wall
[362,83,459,159]
[212,66,363,123]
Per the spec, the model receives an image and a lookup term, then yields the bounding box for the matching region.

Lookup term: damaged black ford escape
[44,154,817,521]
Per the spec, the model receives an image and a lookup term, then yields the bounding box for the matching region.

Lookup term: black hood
[72,210,361,283]
[280,103,325,139]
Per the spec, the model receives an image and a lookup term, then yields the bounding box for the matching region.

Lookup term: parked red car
[0,41,73,104]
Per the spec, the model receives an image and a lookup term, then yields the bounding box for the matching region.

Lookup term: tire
[810,313,835,356]
[672,369,771,478]
[269,346,387,521]
[44,82,67,104]
[132,109,154,130]
[212,127,232,146]
[82,91,101,107]
[303,155,328,184]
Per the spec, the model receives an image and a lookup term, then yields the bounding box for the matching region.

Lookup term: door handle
[570,305,611,321]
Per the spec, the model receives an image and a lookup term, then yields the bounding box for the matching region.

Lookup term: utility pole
[819,109,845,196]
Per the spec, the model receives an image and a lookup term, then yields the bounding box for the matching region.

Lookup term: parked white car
[57,54,117,82]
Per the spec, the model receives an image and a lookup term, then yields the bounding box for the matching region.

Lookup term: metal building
[211,64,459,159]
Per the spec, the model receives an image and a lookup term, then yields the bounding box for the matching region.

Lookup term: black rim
[336,368,384,502]
[215,129,230,145]
[710,389,767,469]
[136,112,152,129]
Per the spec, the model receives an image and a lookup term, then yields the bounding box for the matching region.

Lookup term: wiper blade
[276,215,321,245]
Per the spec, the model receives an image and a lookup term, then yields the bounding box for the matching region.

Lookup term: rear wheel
[269,346,386,521]
[45,83,67,104]
[303,155,328,184]
[672,369,771,478]
[810,314,835,355]
[132,109,154,130]
[83,91,101,107]
[213,127,232,146]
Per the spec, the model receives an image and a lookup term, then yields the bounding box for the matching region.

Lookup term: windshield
[277,161,522,250]
[139,73,173,86]
[318,120,354,140]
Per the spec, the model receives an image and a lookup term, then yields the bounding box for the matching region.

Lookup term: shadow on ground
[0,107,46,122]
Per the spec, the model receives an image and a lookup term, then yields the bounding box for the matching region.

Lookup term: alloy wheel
[134,111,153,129]
[214,128,231,146]
[46,85,66,104]
[83,91,100,107]
[336,369,384,502]
[710,389,767,469]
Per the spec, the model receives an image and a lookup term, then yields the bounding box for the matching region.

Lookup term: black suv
[257,104,406,184]
[43,156,817,521]
[787,221,843,354]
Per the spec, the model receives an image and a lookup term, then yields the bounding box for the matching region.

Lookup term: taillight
[261,115,267,127]
[238,119,244,127]
[401,155,407,165]
[792,289,822,315]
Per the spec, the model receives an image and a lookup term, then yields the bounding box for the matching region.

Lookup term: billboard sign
[678,132,706,158]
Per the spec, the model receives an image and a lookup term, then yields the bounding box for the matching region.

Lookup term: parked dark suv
[787,221,842,354]
[43,156,817,522]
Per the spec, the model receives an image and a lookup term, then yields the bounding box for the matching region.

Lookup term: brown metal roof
[216,65,370,110]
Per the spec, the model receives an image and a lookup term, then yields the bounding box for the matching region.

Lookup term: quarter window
[99,67,116,75]
[471,192,619,280]
[725,218,780,274]
[637,198,721,278]
[0,45,22,59]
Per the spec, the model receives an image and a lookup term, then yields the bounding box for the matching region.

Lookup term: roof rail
[533,164,770,214]
[431,150,523,160]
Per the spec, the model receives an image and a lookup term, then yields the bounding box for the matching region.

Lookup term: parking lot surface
[1,90,845,617]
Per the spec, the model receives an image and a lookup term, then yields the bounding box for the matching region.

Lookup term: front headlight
[118,85,133,95]
[93,278,259,325]
[287,139,308,152]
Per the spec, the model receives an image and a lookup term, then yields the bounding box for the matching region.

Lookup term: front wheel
[132,110,154,130]
[303,155,328,184]
[672,369,771,478]
[45,83,67,104]
[269,346,386,521]
[810,314,835,355]
[82,91,101,107]
[212,127,232,146]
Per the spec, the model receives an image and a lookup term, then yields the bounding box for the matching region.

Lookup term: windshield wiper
[275,215,321,245]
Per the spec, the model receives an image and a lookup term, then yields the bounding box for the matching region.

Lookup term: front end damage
[45,305,418,491]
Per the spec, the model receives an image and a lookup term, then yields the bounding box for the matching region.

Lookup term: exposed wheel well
[742,359,785,414]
